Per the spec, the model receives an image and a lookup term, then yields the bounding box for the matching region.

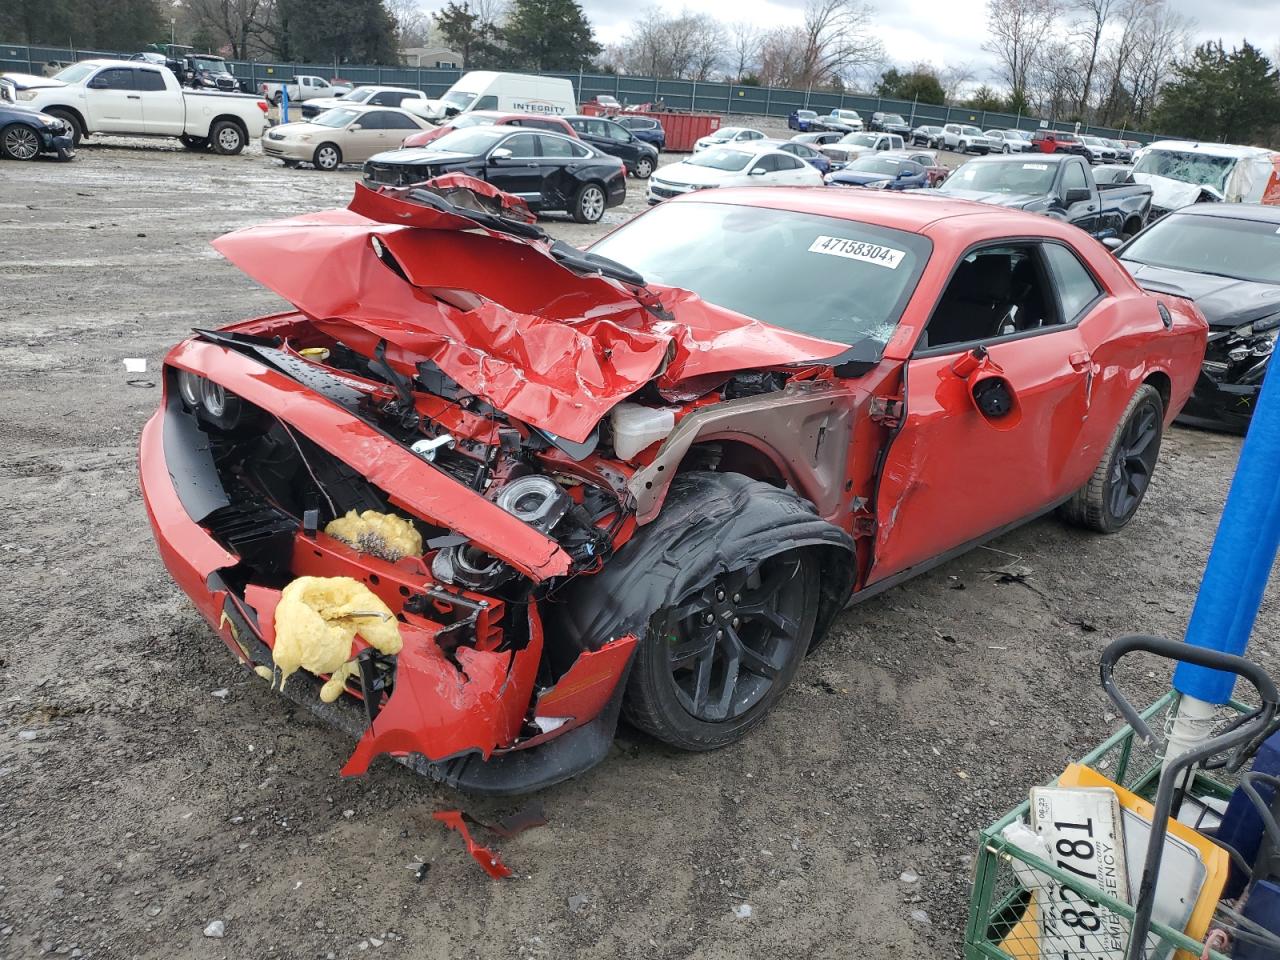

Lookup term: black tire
[546,471,854,752]
[312,142,341,170]
[179,134,209,151]
[0,122,41,161]
[1060,384,1163,533]
[571,181,607,224]
[46,109,81,147]
[634,155,654,179]
[958,141,967,153]
[1002,143,1011,154]
[209,120,245,155]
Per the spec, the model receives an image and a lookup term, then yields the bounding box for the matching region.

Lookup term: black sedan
[565,115,659,179]
[870,112,912,136]
[363,127,626,224]
[1117,203,1280,433]
[0,102,74,161]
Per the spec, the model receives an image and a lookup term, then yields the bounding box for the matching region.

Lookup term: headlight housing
[176,370,242,428]
[17,90,37,101]
[866,178,891,189]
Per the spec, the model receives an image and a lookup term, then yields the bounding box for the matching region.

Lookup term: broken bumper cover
[1176,368,1265,434]
[139,362,636,794]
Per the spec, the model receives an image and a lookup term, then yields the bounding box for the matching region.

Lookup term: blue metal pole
[1173,356,1280,704]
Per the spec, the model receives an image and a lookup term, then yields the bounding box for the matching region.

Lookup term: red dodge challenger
[140,178,1207,793]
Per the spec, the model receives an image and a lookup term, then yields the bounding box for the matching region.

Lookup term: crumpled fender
[545,471,856,656]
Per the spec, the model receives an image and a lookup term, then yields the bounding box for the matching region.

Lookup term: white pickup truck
[0,58,270,154]
[259,75,335,105]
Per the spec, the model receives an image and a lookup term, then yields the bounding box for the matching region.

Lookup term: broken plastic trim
[432,810,513,878]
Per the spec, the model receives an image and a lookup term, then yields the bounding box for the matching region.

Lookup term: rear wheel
[1002,143,1011,154]
[46,109,81,147]
[179,134,209,150]
[0,123,41,161]
[313,142,341,170]
[209,120,245,155]
[1060,384,1163,533]
[571,182,607,223]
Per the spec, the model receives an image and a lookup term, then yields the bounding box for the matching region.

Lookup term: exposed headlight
[17,90,37,101]
[200,378,231,418]
[177,370,204,408]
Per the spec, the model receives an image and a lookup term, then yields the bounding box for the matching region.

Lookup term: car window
[568,118,587,132]
[754,154,781,173]
[377,111,421,130]
[473,95,498,110]
[776,153,803,170]
[589,201,932,350]
[587,119,610,138]
[922,245,1062,349]
[356,111,391,129]
[538,134,586,158]
[745,130,763,140]
[92,67,136,90]
[605,121,630,142]
[523,119,560,131]
[135,69,166,92]
[501,132,540,157]
[1062,161,1088,194]
[1043,243,1102,322]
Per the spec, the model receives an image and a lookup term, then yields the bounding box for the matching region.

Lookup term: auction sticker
[1023,163,1049,170]
[808,235,905,269]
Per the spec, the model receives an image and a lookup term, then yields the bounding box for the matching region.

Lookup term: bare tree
[1071,0,1117,115]
[794,0,884,87]
[185,0,273,58]
[938,61,976,102]
[611,8,727,80]
[386,0,432,48]
[983,0,1060,103]
[728,21,762,81]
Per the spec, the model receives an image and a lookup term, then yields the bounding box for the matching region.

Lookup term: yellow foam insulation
[324,510,423,562]
[272,576,403,703]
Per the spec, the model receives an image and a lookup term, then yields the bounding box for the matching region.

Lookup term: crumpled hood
[1131,172,1223,210]
[1122,262,1280,328]
[936,188,1039,208]
[830,172,893,186]
[212,179,846,443]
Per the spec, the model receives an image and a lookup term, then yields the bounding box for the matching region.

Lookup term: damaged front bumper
[1176,322,1275,434]
[140,346,637,795]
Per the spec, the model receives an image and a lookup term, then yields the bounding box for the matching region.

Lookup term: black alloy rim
[665,553,806,722]
[1109,402,1159,518]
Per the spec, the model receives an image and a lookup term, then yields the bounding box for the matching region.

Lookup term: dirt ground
[1,126,1276,960]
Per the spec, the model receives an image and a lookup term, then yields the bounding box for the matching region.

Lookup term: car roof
[965,153,1070,165]
[352,85,421,94]
[669,186,1083,237]
[1143,139,1278,159]
[882,150,932,161]
[566,114,619,122]
[699,142,795,157]
[1164,202,1280,225]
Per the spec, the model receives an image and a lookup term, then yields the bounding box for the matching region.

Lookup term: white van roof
[1144,139,1279,160]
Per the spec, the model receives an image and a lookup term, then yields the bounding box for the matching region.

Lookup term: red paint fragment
[433,810,513,879]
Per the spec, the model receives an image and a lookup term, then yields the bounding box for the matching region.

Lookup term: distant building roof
[399,46,463,69]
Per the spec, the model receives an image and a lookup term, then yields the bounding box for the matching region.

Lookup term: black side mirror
[1063,187,1091,204]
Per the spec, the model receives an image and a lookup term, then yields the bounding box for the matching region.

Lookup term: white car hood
[1130,172,1224,209]
[1,72,65,91]
[657,162,746,186]
[305,97,346,111]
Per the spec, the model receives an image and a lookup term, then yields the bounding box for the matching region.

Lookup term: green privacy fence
[0,41,1160,144]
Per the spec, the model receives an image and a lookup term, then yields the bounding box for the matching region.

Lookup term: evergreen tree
[1152,41,1280,145]
[501,0,600,72]
[874,68,946,105]
[273,0,399,64]
[433,2,502,69]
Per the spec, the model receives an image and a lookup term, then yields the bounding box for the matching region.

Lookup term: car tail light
[257,100,269,113]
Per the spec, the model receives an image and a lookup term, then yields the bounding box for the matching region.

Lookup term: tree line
[3,0,1277,144]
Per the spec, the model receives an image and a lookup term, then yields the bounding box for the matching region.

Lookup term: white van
[424,71,576,121]
[1131,140,1280,216]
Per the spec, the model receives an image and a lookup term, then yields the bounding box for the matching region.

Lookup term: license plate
[1030,786,1130,960]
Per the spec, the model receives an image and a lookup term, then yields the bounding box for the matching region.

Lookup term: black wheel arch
[210,114,248,142]
[543,471,855,672]
[45,104,86,134]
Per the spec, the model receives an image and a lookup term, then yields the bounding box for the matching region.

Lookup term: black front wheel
[46,109,81,147]
[209,120,245,155]
[634,156,654,179]
[1061,384,1163,533]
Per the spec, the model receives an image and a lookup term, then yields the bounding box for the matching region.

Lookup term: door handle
[1068,351,1091,371]
[127,94,140,99]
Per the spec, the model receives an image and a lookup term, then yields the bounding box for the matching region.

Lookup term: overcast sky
[581,0,1280,84]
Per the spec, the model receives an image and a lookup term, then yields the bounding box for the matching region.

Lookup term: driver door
[866,241,1100,583]
[85,67,144,132]
[484,132,544,200]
